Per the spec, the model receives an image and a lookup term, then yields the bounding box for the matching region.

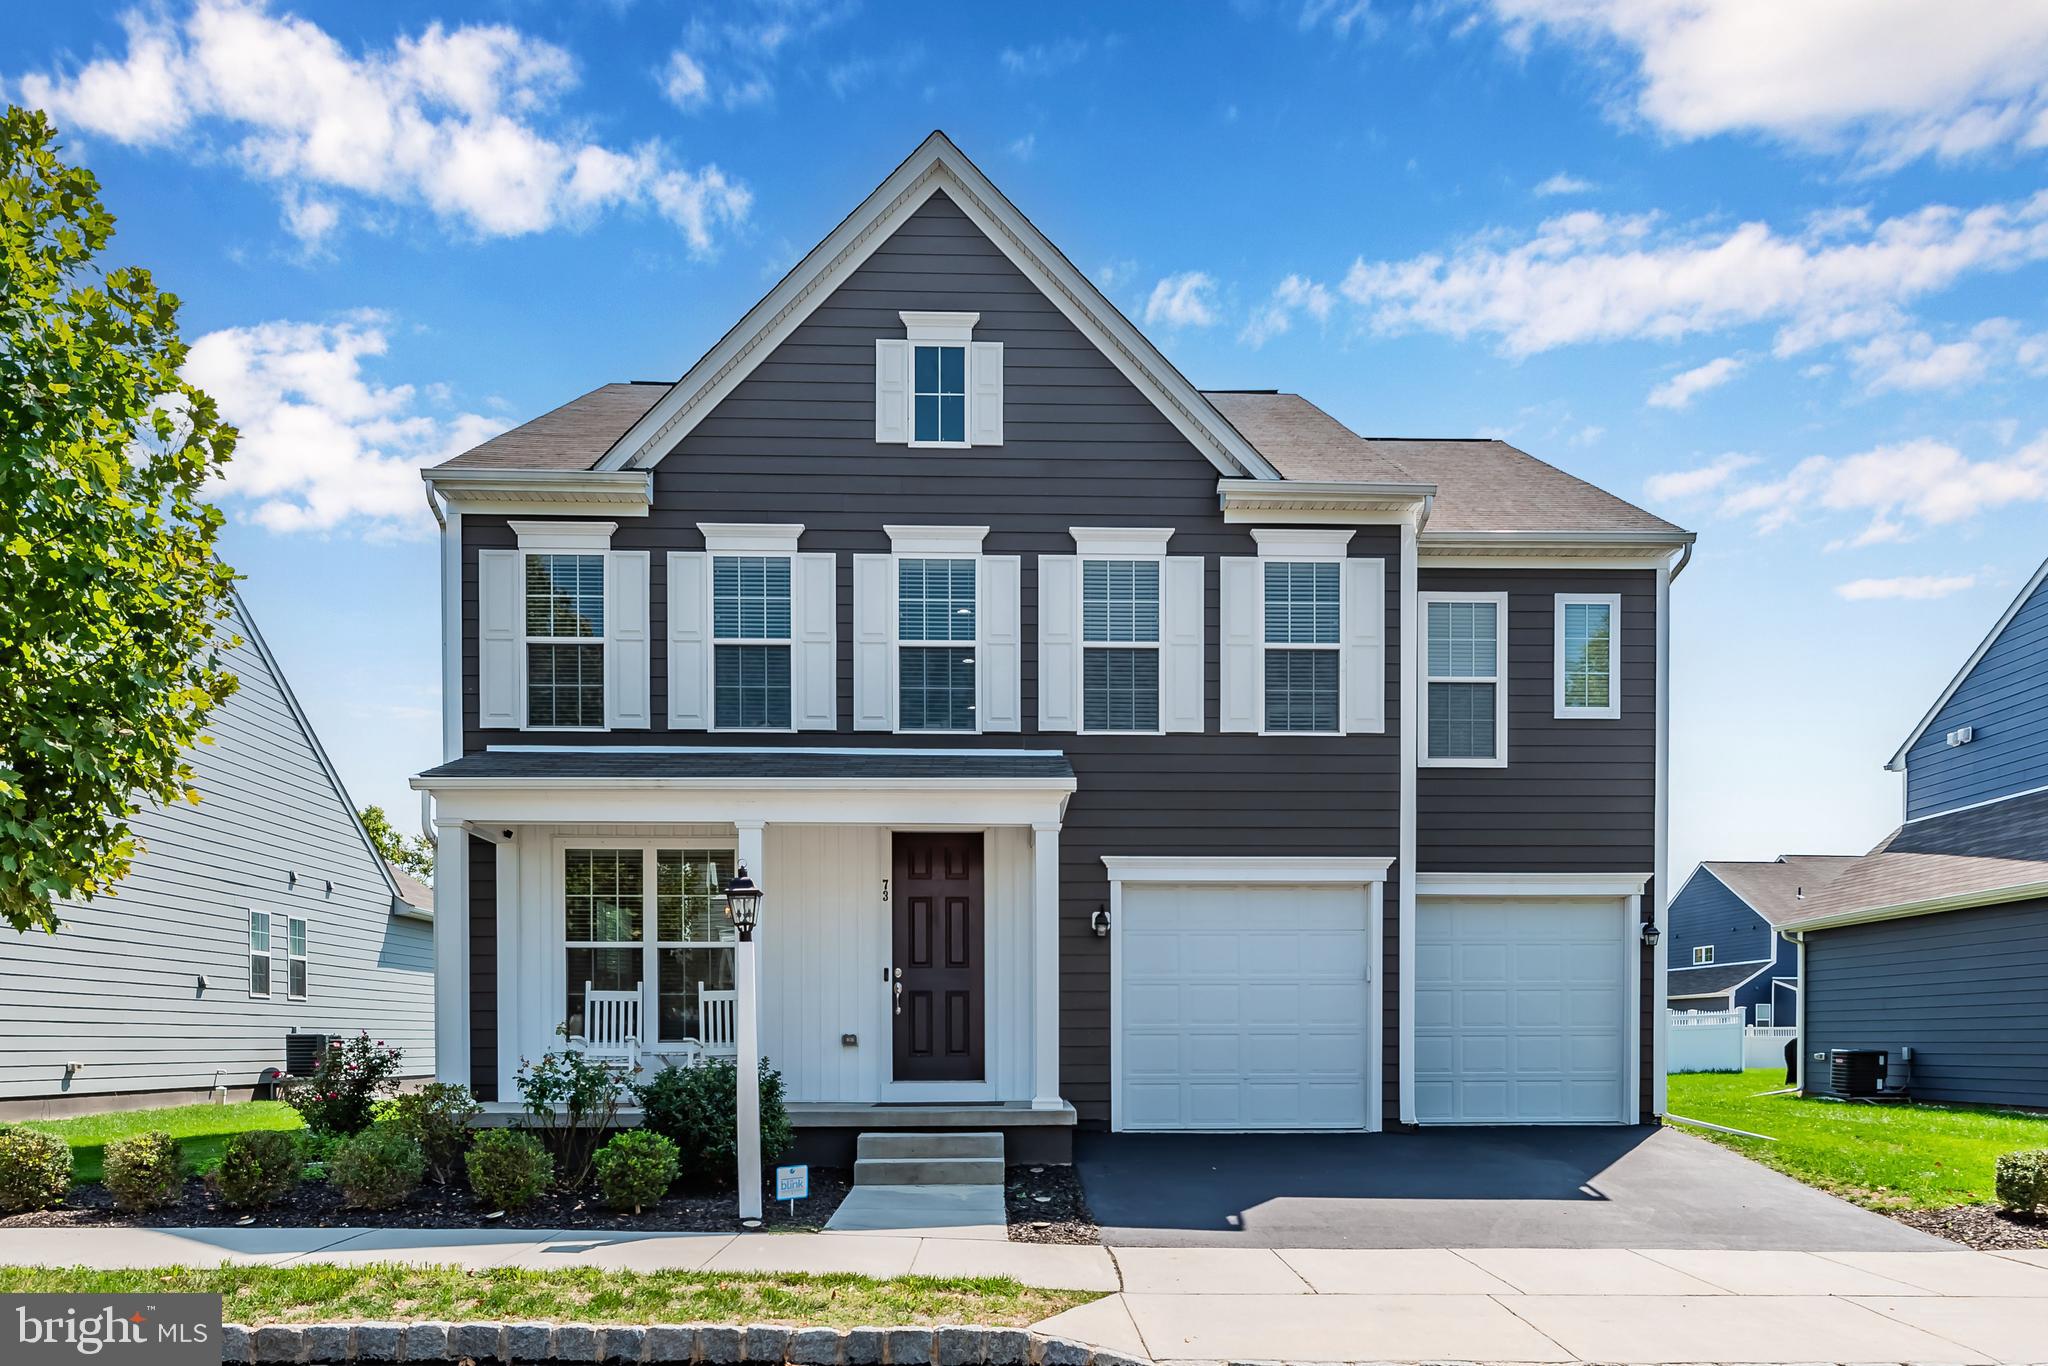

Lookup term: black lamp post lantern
[725,865,763,942]
[1639,920,1662,949]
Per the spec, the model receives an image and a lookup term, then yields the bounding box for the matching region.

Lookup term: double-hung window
[712,556,792,729]
[564,845,736,1052]
[524,552,605,728]
[286,917,307,999]
[897,558,978,730]
[1263,560,1341,733]
[1555,593,1621,719]
[912,343,967,445]
[248,911,272,999]
[1083,559,1161,732]
[1421,592,1508,766]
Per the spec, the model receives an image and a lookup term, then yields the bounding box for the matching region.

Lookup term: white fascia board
[1069,526,1174,556]
[1101,855,1396,884]
[422,467,652,517]
[1886,554,2048,771]
[1251,526,1354,559]
[596,131,1277,481]
[699,523,806,553]
[1414,871,1652,898]
[1218,478,1433,526]
[1779,879,2048,933]
[413,780,1072,828]
[885,524,990,555]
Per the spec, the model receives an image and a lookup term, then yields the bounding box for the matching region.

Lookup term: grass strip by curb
[0,1265,1098,1328]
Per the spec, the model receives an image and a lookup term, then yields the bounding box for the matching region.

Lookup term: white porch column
[432,819,470,1088]
[735,820,766,1222]
[1031,821,1062,1110]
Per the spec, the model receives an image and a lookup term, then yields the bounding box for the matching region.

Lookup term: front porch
[413,748,1079,1151]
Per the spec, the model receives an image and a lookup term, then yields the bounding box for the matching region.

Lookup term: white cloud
[999,37,1091,77]
[1716,434,2048,540]
[1239,273,1336,347]
[1534,171,1596,196]
[1845,318,2048,394]
[660,50,709,110]
[1484,0,2048,168]
[1644,452,1758,501]
[1009,133,1037,162]
[17,2,748,249]
[1300,0,1378,38]
[1647,355,1744,409]
[181,315,507,536]
[1145,272,1220,328]
[1340,190,2048,357]
[279,189,339,251]
[1837,574,1976,601]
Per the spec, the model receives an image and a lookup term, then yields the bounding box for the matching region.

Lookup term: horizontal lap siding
[0,601,435,1101]
[460,192,1400,1127]
[1903,576,2048,820]
[1669,870,1772,971]
[1804,898,2048,1108]
[1417,568,1660,1120]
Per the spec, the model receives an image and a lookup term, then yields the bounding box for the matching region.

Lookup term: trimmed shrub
[327,1127,424,1210]
[102,1131,184,1212]
[635,1057,790,1185]
[595,1130,679,1213]
[0,1128,73,1213]
[466,1129,553,1212]
[514,1031,630,1190]
[280,1032,406,1137]
[382,1084,481,1185]
[1996,1149,2048,1215]
[211,1130,302,1209]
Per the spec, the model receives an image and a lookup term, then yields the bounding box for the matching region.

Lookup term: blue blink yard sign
[775,1164,809,1215]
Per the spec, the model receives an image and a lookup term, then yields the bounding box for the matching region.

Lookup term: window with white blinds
[1083,559,1161,732]
[898,557,978,731]
[712,556,792,729]
[1263,560,1340,733]
[1422,593,1508,766]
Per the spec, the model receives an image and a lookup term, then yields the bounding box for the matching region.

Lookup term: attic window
[1693,945,1714,966]
[876,312,1002,447]
[913,344,966,444]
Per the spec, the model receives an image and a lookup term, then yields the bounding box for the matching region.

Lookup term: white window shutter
[978,554,1022,731]
[1037,555,1079,732]
[476,549,522,730]
[605,551,651,729]
[1161,556,1205,733]
[852,553,896,731]
[969,340,1004,446]
[666,552,709,730]
[1218,556,1260,733]
[1341,557,1387,734]
[792,551,838,730]
[874,339,910,444]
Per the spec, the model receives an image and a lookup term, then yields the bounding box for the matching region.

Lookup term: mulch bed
[0,1169,853,1234]
[1004,1164,1096,1245]
[1889,1205,2048,1251]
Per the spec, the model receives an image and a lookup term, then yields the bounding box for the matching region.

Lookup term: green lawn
[0,1266,1094,1328]
[15,1102,302,1183]
[1668,1069,2048,1209]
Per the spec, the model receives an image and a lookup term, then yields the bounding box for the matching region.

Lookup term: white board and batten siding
[0,596,434,1105]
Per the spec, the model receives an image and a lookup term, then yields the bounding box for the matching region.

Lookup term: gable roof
[441,383,664,470]
[594,131,1278,481]
[1668,961,1774,997]
[1780,787,2048,931]
[1699,855,1861,927]
[1887,555,2048,771]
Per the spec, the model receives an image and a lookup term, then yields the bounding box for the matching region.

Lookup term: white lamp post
[724,864,764,1224]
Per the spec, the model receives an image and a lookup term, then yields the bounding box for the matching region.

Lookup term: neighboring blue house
[1783,557,2048,1108]
[1666,856,1856,1024]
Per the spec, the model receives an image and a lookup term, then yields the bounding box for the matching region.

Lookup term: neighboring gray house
[1666,856,1856,1023]
[0,591,435,1119]
[1785,556,2048,1108]
[413,132,1695,1160]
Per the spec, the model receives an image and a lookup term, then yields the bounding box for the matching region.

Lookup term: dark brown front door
[891,832,985,1083]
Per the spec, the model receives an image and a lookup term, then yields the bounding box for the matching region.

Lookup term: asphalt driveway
[1074,1124,1944,1250]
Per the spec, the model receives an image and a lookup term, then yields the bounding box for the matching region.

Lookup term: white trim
[1887,554,2048,771]
[433,819,470,1087]
[519,544,613,733]
[422,467,652,518]
[900,310,980,341]
[699,523,805,553]
[285,915,308,1001]
[1554,592,1622,720]
[595,132,1276,480]
[511,520,618,552]
[1653,559,1672,1116]
[247,909,273,1000]
[416,781,1071,830]
[1420,553,1684,570]
[1102,855,1394,883]
[484,744,1069,757]
[1692,944,1715,965]
[1421,530,1697,552]
[885,525,990,556]
[1251,527,1355,560]
[1783,878,2048,933]
[1418,591,1510,768]
[1396,508,1420,1125]
[1794,926,1808,1093]
[1069,526,1174,557]
[1414,871,1652,898]
[1903,778,2048,824]
[439,501,463,763]
[1219,478,1433,526]
[1030,822,1061,1109]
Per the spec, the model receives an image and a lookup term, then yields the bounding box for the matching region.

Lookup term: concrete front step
[856,1130,1004,1161]
[852,1155,1006,1186]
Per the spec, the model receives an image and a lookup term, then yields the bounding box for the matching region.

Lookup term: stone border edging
[221,1323,1143,1366]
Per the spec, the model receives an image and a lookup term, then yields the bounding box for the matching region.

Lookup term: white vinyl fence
[1668,1008,1745,1073]
[1745,1025,1798,1070]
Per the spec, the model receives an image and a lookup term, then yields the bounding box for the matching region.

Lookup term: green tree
[0,107,238,933]
[359,804,433,878]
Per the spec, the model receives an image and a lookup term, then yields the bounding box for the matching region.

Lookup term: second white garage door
[1117,882,1373,1131]
[1414,897,1632,1124]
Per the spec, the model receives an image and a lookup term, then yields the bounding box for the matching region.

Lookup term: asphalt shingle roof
[1701,855,1862,927]
[439,382,665,470]
[1668,961,1772,996]
[419,748,1076,783]
[1782,788,2048,927]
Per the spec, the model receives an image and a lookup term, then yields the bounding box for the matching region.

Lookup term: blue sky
[10,1,2048,877]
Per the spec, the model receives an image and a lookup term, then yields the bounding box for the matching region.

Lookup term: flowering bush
[515,1025,632,1190]
[379,1083,480,1184]
[280,1032,405,1136]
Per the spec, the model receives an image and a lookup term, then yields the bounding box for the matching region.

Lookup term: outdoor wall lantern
[1639,921,1662,949]
[726,862,765,1226]
[1090,905,1110,938]
[725,865,763,942]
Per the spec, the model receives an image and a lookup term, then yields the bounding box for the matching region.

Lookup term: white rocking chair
[577,982,641,1072]
[698,981,738,1057]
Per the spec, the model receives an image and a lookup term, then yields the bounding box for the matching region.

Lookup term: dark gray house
[0,592,435,1119]
[1666,856,1855,1022]
[1786,556,2048,1108]
[413,132,1694,1156]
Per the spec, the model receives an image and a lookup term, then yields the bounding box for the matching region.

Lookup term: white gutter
[1778,879,2048,934]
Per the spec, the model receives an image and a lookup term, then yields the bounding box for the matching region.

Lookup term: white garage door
[1414,898,1631,1124]
[1118,883,1372,1130]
